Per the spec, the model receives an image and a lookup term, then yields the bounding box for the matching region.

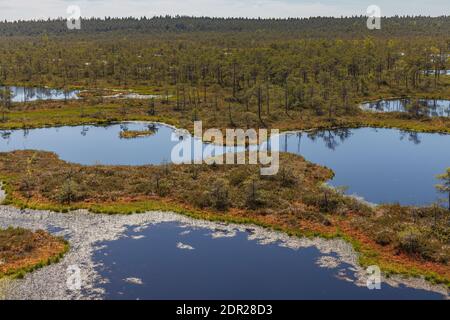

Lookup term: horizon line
[1,14,449,23]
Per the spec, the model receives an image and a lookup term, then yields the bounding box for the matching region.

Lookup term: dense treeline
[1,16,450,38]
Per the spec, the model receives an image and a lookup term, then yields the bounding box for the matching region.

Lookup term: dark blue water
[1,123,448,205]
[361,99,450,117]
[0,86,79,102]
[279,128,450,205]
[93,222,445,300]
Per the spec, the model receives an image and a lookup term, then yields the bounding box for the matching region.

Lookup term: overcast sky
[0,0,448,21]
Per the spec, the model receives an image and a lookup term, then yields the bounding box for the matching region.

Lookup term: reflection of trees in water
[282,132,304,153]
[25,87,35,101]
[29,87,52,101]
[0,130,11,140]
[6,86,76,102]
[9,87,41,102]
[23,128,29,138]
[427,99,450,117]
[367,98,450,117]
[307,128,353,151]
[400,131,422,145]
[382,99,407,112]
[146,124,159,135]
[281,128,352,153]
[81,126,89,136]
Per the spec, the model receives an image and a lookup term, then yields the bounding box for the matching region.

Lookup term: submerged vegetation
[0,227,68,279]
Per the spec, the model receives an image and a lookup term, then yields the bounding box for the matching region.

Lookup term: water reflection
[0,131,11,140]
[361,99,450,117]
[0,86,79,103]
[400,131,421,145]
[0,122,242,166]
[278,127,450,205]
[2,208,446,300]
[305,129,353,151]
[421,70,450,76]
[81,126,89,137]
[94,222,446,300]
[281,128,420,151]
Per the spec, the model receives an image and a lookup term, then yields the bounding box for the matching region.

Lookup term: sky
[0,0,448,21]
